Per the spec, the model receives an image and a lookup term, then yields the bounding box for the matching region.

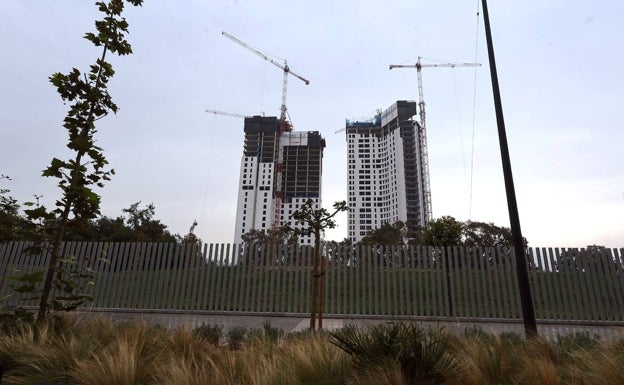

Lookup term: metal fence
[1,241,623,322]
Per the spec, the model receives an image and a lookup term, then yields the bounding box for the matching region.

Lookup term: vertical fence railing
[1,242,623,322]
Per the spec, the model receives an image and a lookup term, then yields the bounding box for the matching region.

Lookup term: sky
[0,1,622,248]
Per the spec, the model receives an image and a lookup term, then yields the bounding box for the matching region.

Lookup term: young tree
[282,199,348,330]
[30,0,143,322]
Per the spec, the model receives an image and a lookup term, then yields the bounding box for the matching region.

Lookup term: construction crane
[205,109,264,118]
[222,31,310,229]
[389,57,481,225]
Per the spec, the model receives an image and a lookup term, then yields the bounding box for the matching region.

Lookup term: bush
[226,326,247,349]
[500,331,524,346]
[261,320,283,344]
[556,331,601,354]
[463,325,494,343]
[192,323,222,345]
[330,322,458,384]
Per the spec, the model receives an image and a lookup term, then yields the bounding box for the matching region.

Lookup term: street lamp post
[481,0,538,337]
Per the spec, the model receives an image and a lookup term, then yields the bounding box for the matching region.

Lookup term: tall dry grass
[0,317,622,385]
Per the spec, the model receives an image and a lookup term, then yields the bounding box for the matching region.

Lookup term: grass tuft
[0,318,621,384]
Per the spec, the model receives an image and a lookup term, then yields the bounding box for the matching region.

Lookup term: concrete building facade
[346,101,428,243]
[234,116,325,245]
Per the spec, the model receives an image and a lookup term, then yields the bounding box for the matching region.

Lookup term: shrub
[226,326,247,350]
[499,331,524,346]
[330,322,458,385]
[463,325,494,343]
[193,323,222,345]
[556,331,601,354]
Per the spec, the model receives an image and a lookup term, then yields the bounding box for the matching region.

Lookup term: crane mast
[222,31,310,229]
[389,57,481,225]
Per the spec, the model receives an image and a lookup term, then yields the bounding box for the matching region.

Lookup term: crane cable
[200,115,217,237]
[469,0,481,221]
[453,70,469,202]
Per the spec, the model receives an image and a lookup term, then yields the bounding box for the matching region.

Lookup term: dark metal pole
[481,0,538,337]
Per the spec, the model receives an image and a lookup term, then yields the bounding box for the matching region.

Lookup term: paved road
[75,309,624,341]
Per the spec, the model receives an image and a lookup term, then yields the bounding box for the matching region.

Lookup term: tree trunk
[309,227,321,330]
[309,268,318,330]
[319,252,325,329]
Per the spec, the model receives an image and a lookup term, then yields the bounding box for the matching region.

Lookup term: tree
[420,216,464,247]
[0,175,34,241]
[360,221,410,245]
[59,202,176,242]
[463,220,529,249]
[180,220,201,245]
[282,199,348,330]
[240,227,298,265]
[557,245,621,273]
[121,202,177,242]
[29,0,144,322]
[323,238,354,265]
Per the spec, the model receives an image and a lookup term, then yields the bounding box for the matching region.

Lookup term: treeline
[241,216,521,249]
[0,185,197,244]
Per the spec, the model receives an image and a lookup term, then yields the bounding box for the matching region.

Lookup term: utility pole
[481,0,538,337]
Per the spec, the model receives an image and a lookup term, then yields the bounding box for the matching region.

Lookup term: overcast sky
[1,1,622,247]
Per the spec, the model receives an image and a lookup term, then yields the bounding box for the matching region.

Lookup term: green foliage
[463,325,494,343]
[330,322,458,384]
[282,199,348,330]
[226,326,248,349]
[8,270,45,297]
[260,320,283,344]
[30,0,143,321]
[420,216,464,246]
[557,245,620,273]
[0,271,42,331]
[0,175,36,242]
[360,216,528,249]
[556,331,601,353]
[242,227,298,246]
[463,221,515,248]
[192,323,222,345]
[49,256,97,312]
[0,304,35,333]
[360,220,409,245]
[283,199,348,240]
[499,331,524,346]
[0,255,100,331]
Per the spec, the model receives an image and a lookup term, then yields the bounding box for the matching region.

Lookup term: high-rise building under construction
[345,101,430,243]
[234,116,325,245]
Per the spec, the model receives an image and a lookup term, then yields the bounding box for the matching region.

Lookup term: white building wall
[234,133,321,246]
[279,197,320,246]
[347,127,409,243]
[234,157,275,243]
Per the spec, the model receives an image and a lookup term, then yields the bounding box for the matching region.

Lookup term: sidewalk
[76,309,624,341]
